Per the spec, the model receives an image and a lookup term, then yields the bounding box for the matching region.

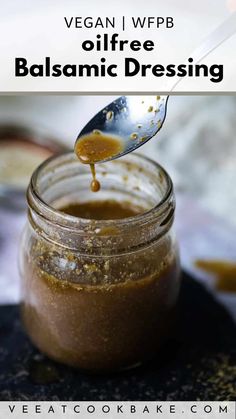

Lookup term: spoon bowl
[75,95,168,163]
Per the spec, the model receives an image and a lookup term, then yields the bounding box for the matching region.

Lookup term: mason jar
[19,152,181,372]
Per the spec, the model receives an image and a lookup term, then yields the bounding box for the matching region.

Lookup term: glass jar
[19,152,181,373]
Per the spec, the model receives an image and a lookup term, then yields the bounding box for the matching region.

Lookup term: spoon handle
[168,11,236,92]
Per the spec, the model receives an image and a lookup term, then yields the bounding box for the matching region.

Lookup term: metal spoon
[76,95,167,163]
[76,12,236,163]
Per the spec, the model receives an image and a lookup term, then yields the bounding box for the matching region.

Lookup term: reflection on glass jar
[19,152,181,372]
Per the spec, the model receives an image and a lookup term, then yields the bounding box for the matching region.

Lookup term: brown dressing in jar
[75,131,124,192]
[61,199,143,220]
[21,140,180,372]
[22,198,180,372]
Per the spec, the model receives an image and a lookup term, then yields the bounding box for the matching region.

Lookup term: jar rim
[28,151,174,230]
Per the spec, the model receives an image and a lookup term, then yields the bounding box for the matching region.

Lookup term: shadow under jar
[19,152,181,373]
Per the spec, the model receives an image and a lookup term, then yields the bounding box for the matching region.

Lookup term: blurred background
[0,95,236,319]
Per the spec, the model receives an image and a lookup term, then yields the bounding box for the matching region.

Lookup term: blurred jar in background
[0,124,67,304]
[0,124,67,208]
